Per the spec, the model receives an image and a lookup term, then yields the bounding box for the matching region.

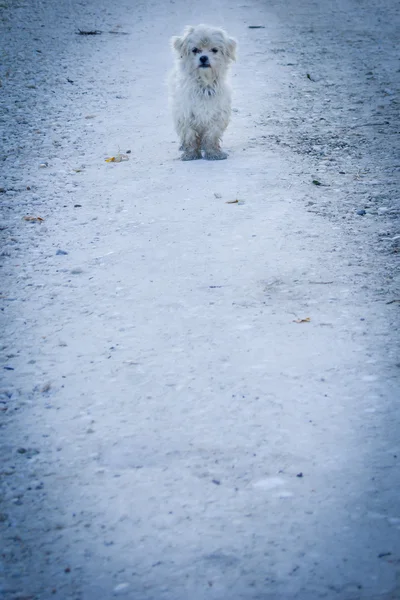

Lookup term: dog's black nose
[200,55,208,64]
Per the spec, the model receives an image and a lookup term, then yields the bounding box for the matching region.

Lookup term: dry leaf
[23,216,44,222]
[105,153,129,163]
[293,317,311,323]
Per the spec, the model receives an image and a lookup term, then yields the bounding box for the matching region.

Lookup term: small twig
[386,299,400,305]
[354,170,367,180]
[309,281,334,285]
[77,29,102,35]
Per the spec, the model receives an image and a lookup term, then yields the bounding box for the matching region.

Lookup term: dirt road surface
[1,0,399,598]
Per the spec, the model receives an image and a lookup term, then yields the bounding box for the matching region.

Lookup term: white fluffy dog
[169,24,237,161]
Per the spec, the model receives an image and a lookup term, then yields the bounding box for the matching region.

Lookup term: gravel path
[1,0,399,598]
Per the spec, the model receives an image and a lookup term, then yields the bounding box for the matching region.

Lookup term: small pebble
[17,447,40,458]
[356,209,366,216]
[56,249,68,255]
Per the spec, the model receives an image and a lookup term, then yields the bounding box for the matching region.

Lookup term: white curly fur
[169,24,237,161]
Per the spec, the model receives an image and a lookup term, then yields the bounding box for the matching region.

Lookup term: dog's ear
[226,36,237,61]
[171,35,183,53]
[171,26,195,54]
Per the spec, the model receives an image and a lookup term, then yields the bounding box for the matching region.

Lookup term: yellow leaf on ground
[23,216,44,222]
[105,153,129,163]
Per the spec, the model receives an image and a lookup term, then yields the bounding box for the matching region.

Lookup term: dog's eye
[192,47,200,54]
[211,48,218,53]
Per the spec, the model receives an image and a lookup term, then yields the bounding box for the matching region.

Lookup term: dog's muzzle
[199,55,210,68]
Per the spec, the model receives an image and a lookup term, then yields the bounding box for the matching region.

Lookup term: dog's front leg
[179,127,202,161]
[202,130,228,161]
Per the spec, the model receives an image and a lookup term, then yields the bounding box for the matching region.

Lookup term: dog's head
[171,25,237,80]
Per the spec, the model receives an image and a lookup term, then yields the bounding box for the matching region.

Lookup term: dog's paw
[181,150,202,161]
[203,150,228,161]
